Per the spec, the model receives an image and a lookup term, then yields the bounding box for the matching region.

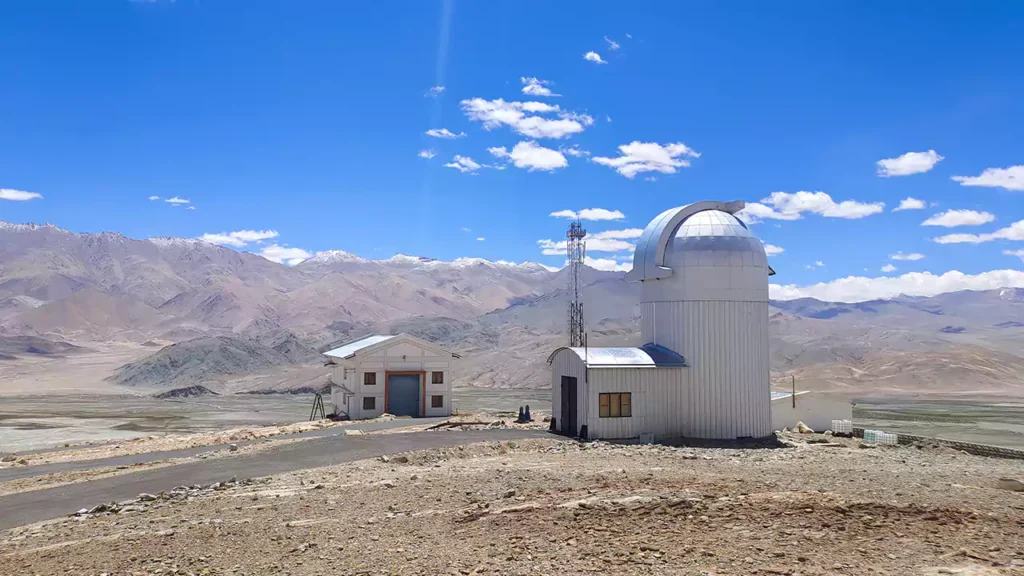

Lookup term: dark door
[560,376,577,436]
[387,373,421,418]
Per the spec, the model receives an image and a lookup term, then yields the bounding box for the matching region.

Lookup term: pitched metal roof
[547,343,686,368]
[323,335,396,359]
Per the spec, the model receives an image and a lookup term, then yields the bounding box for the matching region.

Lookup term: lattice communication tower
[566,219,587,347]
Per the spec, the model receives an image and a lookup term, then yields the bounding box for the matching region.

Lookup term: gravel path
[2,432,1022,575]
[0,428,548,531]
[0,416,449,483]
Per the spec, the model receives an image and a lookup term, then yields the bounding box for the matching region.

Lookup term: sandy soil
[0,341,151,396]
[0,416,405,468]
[0,436,310,497]
[2,432,1022,575]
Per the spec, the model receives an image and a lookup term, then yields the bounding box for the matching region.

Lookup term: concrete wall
[771,392,852,432]
[328,338,452,420]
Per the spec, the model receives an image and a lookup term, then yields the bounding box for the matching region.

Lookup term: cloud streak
[591,141,701,179]
[0,189,43,201]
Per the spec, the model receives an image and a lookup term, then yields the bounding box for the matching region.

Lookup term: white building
[323,333,459,420]
[771,391,853,432]
[549,200,775,441]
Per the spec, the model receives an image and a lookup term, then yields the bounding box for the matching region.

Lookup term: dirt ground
[0,416,403,468]
[2,431,1023,575]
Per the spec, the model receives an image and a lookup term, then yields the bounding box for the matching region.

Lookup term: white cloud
[583,51,607,64]
[951,165,1024,191]
[460,227,471,232]
[165,196,190,205]
[876,150,943,177]
[459,98,590,139]
[605,115,612,123]
[590,228,643,240]
[591,141,701,179]
[418,149,436,159]
[537,236,635,255]
[892,197,925,211]
[425,128,466,139]
[476,237,485,242]
[625,33,632,39]
[550,208,625,221]
[186,206,196,211]
[604,36,620,51]
[881,264,897,273]
[425,85,445,98]
[585,256,630,271]
[763,244,784,256]
[488,141,568,172]
[147,195,160,201]
[736,191,884,223]
[815,261,825,267]
[443,155,485,174]
[890,251,925,261]
[771,269,1024,303]
[200,229,280,248]
[259,244,312,266]
[520,77,560,97]
[932,220,1024,244]
[560,144,590,157]
[1004,249,1024,262]
[0,188,42,201]
[922,209,996,228]
[643,176,657,182]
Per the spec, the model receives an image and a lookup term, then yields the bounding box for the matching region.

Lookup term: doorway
[386,373,421,417]
[560,375,578,436]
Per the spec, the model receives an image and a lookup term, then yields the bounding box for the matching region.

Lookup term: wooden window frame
[431,395,444,408]
[363,372,376,386]
[363,396,376,410]
[431,371,444,385]
[598,392,632,418]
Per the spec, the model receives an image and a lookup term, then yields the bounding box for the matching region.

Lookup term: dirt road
[0,428,548,531]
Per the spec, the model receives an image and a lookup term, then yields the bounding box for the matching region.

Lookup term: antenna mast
[567,219,587,347]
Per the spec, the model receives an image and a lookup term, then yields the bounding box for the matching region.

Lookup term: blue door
[387,373,421,417]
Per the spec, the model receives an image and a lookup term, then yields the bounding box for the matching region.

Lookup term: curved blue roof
[546,342,686,368]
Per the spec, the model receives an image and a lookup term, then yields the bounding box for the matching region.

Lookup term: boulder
[795,421,814,434]
[996,478,1024,492]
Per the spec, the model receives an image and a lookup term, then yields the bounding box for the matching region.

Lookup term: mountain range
[2,221,1024,399]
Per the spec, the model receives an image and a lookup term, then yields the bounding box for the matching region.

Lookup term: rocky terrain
[2,221,1024,397]
[2,433,1022,575]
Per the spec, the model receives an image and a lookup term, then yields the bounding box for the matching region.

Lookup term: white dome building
[548,200,774,441]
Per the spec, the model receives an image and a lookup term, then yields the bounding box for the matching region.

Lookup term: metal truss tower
[566,219,587,347]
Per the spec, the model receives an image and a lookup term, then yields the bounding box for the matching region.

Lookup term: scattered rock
[381,480,396,488]
[503,489,517,498]
[795,421,814,434]
[138,493,157,502]
[858,443,876,449]
[229,444,239,452]
[996,478,1024,492]
[1,454,16,463]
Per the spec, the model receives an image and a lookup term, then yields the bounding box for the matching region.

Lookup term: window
[363,372,376,386]
[599,393,632,418]
[363,396,376,410]
[431,395,444,408]
[431,371,444,385]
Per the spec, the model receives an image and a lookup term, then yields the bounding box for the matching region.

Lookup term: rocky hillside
[3,220,1024,397]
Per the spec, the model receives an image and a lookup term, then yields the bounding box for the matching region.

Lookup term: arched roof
[624,200,746,282]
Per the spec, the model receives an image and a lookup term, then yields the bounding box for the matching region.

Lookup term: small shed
[323,333,460,420]
[547,344,688,440]
[770,391,853,432]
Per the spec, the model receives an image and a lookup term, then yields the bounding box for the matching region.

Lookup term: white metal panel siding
[585,368,689,440]
[549,349,588,435]
[641,300,770,438]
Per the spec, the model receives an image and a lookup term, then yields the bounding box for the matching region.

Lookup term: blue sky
[1,1,1023,302]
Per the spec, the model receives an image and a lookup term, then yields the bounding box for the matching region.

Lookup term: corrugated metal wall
[549,349,588,436]
[641,300,771,439]
[586,367,687,439]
